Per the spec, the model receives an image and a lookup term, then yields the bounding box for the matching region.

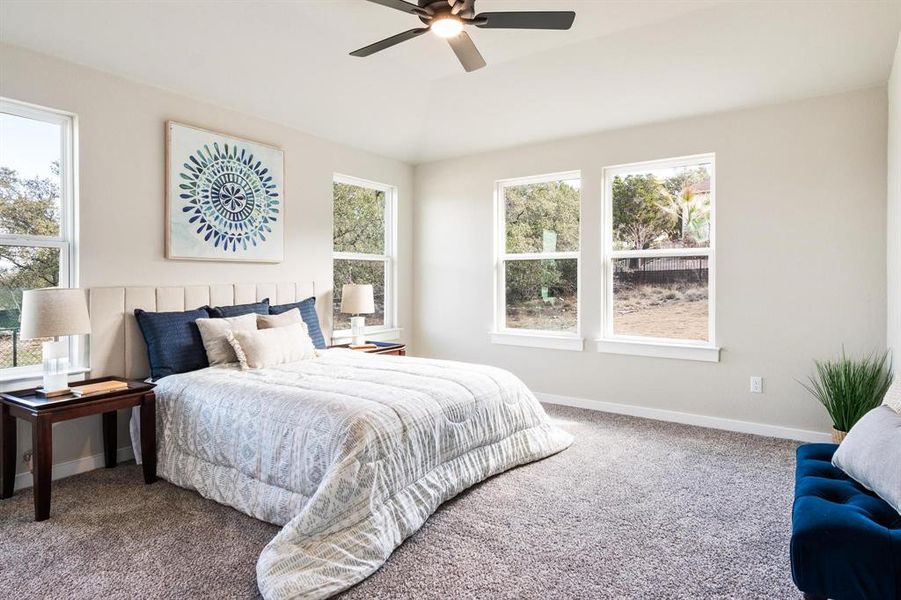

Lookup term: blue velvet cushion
[270,297,326,349]
[208,298,270,318]
[791,443,901,600]
[134,307,211,380]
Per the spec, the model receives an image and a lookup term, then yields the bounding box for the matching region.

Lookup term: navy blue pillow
[270,297,326,349]
[134,307,211,380]
[208,298,270,318]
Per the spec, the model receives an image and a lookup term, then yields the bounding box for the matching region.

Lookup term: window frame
[491,170,583,351]
[0,98,82,380]
[331,172,398,341]
[598,153,719,362]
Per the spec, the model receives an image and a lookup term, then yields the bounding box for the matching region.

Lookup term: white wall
[0,44,414,482]
[888,35,901,374]
[413,88,888,436]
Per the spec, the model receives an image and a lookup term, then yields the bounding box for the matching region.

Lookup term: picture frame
[165,121,285,263]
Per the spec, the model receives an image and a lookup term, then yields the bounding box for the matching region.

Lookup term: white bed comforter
[151,350,572,599]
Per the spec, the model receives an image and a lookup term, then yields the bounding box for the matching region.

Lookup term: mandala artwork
[167,122,284,262]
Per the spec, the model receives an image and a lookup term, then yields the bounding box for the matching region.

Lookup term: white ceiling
[1,0,899,163]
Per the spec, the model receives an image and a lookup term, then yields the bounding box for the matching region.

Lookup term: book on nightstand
[71,380,130,397]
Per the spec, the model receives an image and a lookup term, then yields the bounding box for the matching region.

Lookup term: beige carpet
[0,404,802,599]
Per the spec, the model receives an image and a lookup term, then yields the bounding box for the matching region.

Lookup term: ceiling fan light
[431,17,463,38]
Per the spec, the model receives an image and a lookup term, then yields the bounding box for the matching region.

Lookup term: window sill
[331,327,402,344]
[594,339,720,362]
[490,331,584,351]
[0,366,91,386]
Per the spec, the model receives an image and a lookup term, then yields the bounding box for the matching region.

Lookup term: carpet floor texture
[0,404,802,599]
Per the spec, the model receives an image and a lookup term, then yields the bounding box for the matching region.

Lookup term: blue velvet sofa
[791,443,901,600]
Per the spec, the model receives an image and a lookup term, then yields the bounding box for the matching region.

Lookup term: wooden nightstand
[0,377,156,521]
[329,341,406,356]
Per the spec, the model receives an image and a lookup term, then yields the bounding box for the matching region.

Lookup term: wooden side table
[329,341,406,356]
[0,377,156,521]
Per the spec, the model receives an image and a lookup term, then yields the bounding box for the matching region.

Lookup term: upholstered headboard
[88,282,318,379]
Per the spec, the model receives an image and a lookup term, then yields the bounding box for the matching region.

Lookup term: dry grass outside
[614,283,708,341]
[504,285,706,339]
[506,296,578,332]
[0,332,43,369]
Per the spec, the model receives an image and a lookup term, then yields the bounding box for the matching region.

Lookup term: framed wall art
[166,121,284,262]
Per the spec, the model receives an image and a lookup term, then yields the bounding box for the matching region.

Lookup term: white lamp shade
[20,287,91,340]
[340,284,375,315]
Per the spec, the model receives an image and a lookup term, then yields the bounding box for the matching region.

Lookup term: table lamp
[20,287,91,397]
[340,284,374,346]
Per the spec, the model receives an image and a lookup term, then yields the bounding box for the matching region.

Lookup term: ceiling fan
[350,0,576,72]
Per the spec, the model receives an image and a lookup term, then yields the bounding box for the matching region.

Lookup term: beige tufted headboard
[88,282,318,379]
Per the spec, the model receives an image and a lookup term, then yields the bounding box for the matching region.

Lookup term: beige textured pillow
[883,379,901,414]
[195,313,258,365]
[227,323,317,369]
[257,308,305,330]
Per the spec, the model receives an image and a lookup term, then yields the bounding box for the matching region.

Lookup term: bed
[88,283,573,599]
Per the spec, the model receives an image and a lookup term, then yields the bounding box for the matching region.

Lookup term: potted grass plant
[801,349,894,443]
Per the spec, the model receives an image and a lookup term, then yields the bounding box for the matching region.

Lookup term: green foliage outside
[0,165,61,312]
[333,182,387,329]
[333,182,384,254]
[505,181,580,253]
[0,164,61,367]
[612,166,711,251]
[504,181,579,322]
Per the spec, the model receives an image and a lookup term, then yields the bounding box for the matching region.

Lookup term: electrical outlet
[750,376,763,394]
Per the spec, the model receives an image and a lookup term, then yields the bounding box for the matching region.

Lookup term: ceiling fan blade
[350,27,429,57]
[363,0,424,16]
[475,11,576,30]
[447,31,486,72]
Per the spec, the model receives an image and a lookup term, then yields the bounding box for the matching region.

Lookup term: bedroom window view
[605,155,713,343]
[498,173,580,333]
[332,176,394,332]
[0,103,72,371]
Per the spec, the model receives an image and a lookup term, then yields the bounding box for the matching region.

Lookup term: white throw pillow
[883,379,901,414]
[227,323,317,369]
[195,313,258,365]
[832,405,901,515]
[257,308,305,330]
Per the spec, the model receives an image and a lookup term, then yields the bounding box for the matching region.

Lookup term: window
[332,174,396,338]
[0,99,77,376]
[493,172,581,350]
[601,154,716,359]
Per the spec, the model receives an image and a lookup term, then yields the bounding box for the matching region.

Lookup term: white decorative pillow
[257,308,305,330]
[832,405,901,515]
[195,313,258,366]
[227,323,317,369]
[883,379,901,414]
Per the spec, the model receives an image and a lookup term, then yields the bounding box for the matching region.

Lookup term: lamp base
[350,316,366,346]
[40,339,70,397]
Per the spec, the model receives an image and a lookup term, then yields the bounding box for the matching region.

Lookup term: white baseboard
[13,446,135,492]
[536,392,832,443]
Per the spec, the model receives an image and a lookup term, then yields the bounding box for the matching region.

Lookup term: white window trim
[491,170,583,350]
[599,153,719,362]
[490,330,584,351]
[332,173,398,341]
[0,98,83,381]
